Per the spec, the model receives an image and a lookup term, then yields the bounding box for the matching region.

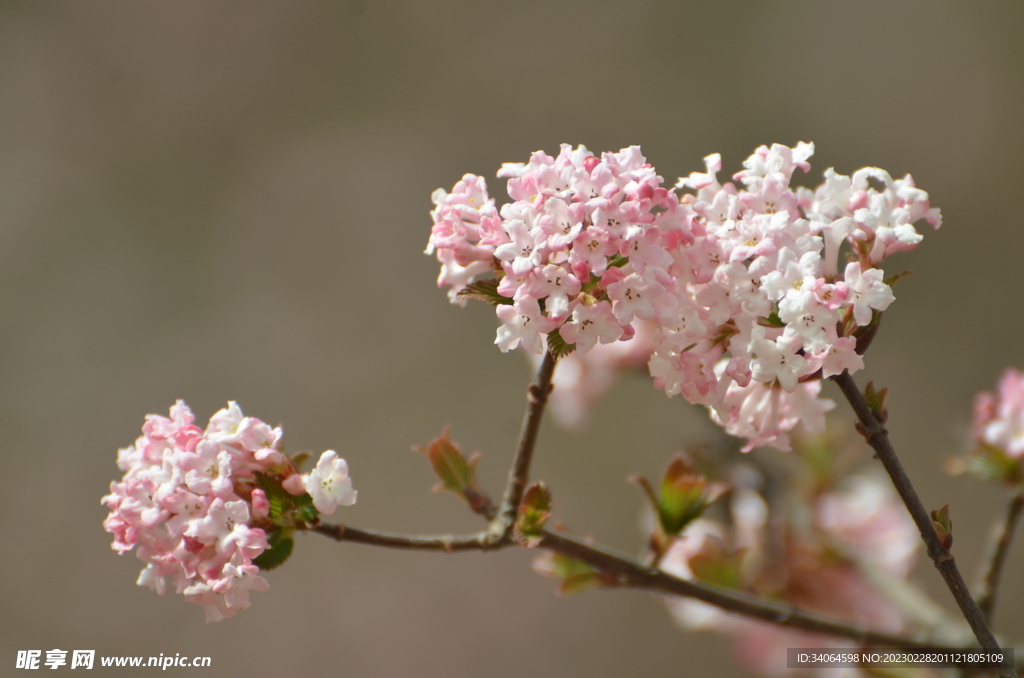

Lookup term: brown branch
[831,370,1017,678]
[489,350,556,541]
[311,521,979,654]
[310,354,1023,672]
[536,530,942,650]
[311,523,500,552]
[314,353,555,554]
[976,486,1024,622]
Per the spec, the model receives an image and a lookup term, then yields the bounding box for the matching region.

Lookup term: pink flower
[187,499,265,556]
[496,298,557,354]
[816,475,918,579]
[558,300,624,356]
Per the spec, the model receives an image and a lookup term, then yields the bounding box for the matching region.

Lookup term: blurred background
[1,1,1022,675]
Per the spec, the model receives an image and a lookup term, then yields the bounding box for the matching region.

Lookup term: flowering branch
[104,141,1023,677]
[310,520,1014,658]
[535,529,932,651]
[976,486,1024,622]
[312,357,1019,665]
[831,370,1016,678]
[311,524,877,640]
[312,351,978,657]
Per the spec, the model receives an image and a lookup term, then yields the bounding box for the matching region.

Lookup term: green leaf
[607,254,630,269]
[254,472,320,527]
[883,270,913,288]
[580,274,602,295]
[688,536,743,589]
[522,482,552,513]
[254,472,293,523]
[415,428,489,513]
[515,482,552,547]
[558,571,601,595]
[761,307,785,328]
[533,551,601,595]
[863,381,890,422]
[290,451,313,472]
[456,279,514,306]
[547,328,576,360]
[969,444,1023,484]
[252,529,294,571]
[418,428,474,492]
[930,504,953,550]
[655,455,726,536]
[293,492,320,525]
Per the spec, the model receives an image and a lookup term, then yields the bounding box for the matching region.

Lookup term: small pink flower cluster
[973,368,1024,461]
[427,144,940,451]
[102,401,355,621]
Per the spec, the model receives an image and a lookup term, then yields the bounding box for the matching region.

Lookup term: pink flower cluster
[662,475,920,677]
[102,401,357,621]
[427,143,940,451]
[973,368,1024,461]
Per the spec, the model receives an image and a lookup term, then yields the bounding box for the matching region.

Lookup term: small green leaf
[558,571,601,595]
[930,504,953,550]
[688,536,743,589]
[547,328,576,360]
[254,472,320,527]
[883,270,913,288]
[761,308,785,328]
[515,482,552,547]
[533,551,602,595]
[418,428,473,492]
[580,274,602,295]
[291,451,313,472]
[607,254,630,269]
[415,428,490,514]
[969,444,1023,484]
[252,529,294,571]
[863,381,890,422]
[656,455,726,536]
[456,279,514,306]
[293,492,320,525]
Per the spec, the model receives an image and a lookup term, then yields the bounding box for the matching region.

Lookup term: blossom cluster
[102,401,356,621]
[973,368,1024,462]
[427,143,940,451]
[662,474,920,677]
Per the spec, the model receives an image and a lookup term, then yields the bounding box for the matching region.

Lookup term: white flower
[304,451,357,515]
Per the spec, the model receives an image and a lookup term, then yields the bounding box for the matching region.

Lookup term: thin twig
[490,350,556,540]
[976,486,1024,622]
[311,523,500,552]
[831,370,1017,678]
